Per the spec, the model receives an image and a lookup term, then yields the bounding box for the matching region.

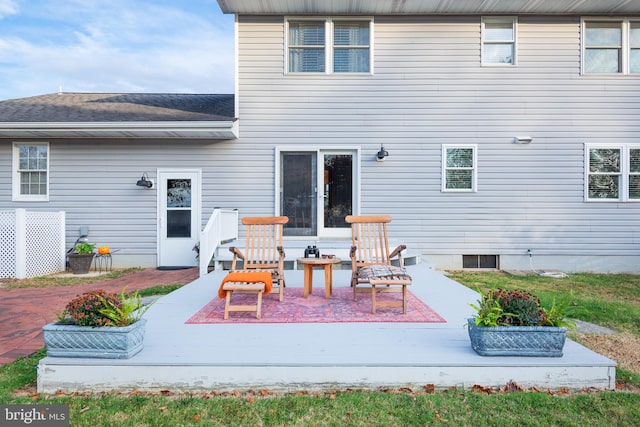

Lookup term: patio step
[212,240,420,270]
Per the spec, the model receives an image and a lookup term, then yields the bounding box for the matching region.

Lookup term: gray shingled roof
[0,93,235,122]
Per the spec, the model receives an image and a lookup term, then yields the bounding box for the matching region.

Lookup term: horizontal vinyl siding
[236,14,640,262]
[0,140,276,260]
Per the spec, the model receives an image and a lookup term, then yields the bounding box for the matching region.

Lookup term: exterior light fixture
[376,145,389,162]
[136,172,154,188]
[513,136,533,144]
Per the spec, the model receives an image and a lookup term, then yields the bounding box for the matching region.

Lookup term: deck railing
[0,209,66,279]
[199,208,238,276]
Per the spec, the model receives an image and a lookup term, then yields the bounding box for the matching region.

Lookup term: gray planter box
[467,318,567,357]
[43,318,146,359]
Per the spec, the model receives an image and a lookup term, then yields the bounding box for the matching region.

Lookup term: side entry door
[158,169,201,267]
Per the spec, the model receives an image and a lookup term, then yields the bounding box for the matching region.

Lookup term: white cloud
[0,0,18,19]
[0,0,235,99]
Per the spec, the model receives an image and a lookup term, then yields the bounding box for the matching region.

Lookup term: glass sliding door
[281,152,317,236]
[279,148,357,238]
[323,153,353,230]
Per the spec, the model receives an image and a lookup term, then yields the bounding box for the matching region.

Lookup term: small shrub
[493,288,546,326]
[471,288,575,329]
[61,289,121,327]
[57,288,152,327]
[73,242,95,254]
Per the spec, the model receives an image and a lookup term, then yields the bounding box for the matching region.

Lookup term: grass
[135,284,184,298]
[1,350,639,426]
[2,271,640,425]
[0,268,143,289]
[447,272,640,334]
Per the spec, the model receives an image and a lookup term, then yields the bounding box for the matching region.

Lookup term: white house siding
[235,15,640,272]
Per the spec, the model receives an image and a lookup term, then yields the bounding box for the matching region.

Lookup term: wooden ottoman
[222,281,266,320]
[218,271,273,320]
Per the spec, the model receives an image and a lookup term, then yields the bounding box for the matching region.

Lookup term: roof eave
[217,0,640,15]
[0,121,239,140]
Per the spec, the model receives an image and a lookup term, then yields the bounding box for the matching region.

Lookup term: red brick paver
[0,268,199,365]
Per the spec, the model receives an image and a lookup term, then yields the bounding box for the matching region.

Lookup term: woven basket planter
[43,319,146,359]
[467,318,567,357]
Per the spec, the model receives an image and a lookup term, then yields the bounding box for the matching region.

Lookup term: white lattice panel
[0,210,17,278]
[0,209,65,279]
[25,211,66,278]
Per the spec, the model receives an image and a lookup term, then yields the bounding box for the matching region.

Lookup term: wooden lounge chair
[228,216,288,303]
[345,215,412,314]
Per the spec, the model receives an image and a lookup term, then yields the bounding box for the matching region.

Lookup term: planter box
[467,318,567,357]
[43,319,146,359]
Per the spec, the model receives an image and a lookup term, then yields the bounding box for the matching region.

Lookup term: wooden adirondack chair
[345,215,412,314]
[227,216,288,303]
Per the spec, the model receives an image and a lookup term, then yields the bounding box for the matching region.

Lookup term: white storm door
[158,169,201,267]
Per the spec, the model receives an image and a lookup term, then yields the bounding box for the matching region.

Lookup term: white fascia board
[0,121,238,139]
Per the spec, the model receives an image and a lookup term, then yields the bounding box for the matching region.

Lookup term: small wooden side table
[297,257,341,298]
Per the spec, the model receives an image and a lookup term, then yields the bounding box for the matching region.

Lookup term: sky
[0,0,235,101]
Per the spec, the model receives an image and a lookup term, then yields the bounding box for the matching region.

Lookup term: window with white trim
[287,18,372,74]
[482,17,517,65]
[12,142,49,201]
[442,145,477,192]
[583,19,640,74]
[586,144,640,201]
[630,22,640,73]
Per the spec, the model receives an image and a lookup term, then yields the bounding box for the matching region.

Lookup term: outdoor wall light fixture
[513,136,533,144]
[376,145,389,162]
[136,172,154,188]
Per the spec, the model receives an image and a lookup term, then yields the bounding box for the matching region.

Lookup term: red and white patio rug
[186,288,447,324]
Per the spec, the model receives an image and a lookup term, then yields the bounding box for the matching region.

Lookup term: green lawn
[447,272,640,334]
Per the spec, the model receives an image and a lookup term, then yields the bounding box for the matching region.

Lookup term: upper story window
[287,18,372,74]
[583,19,640,74]
[12,142,49,202]
[631,22,640,73]
[442,145,477,192]
[482,17,517,65]
[586,144,640,202]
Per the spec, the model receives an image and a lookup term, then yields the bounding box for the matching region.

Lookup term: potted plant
[42,288,152,359]
[67,242,96,274]
[468,288,576,357]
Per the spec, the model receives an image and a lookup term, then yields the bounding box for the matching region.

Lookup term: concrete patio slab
[37,265,616,393]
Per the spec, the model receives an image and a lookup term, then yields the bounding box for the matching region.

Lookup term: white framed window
[631,22,640,73]
[585,144,640,202]
[442,145,477,192]
[12,142,49,202]
[582,19,640,75]
[286,18,372,74]
[482,17,517,65]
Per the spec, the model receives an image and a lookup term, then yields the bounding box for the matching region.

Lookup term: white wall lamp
[376,144,389,162]
[513,136,533,144]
